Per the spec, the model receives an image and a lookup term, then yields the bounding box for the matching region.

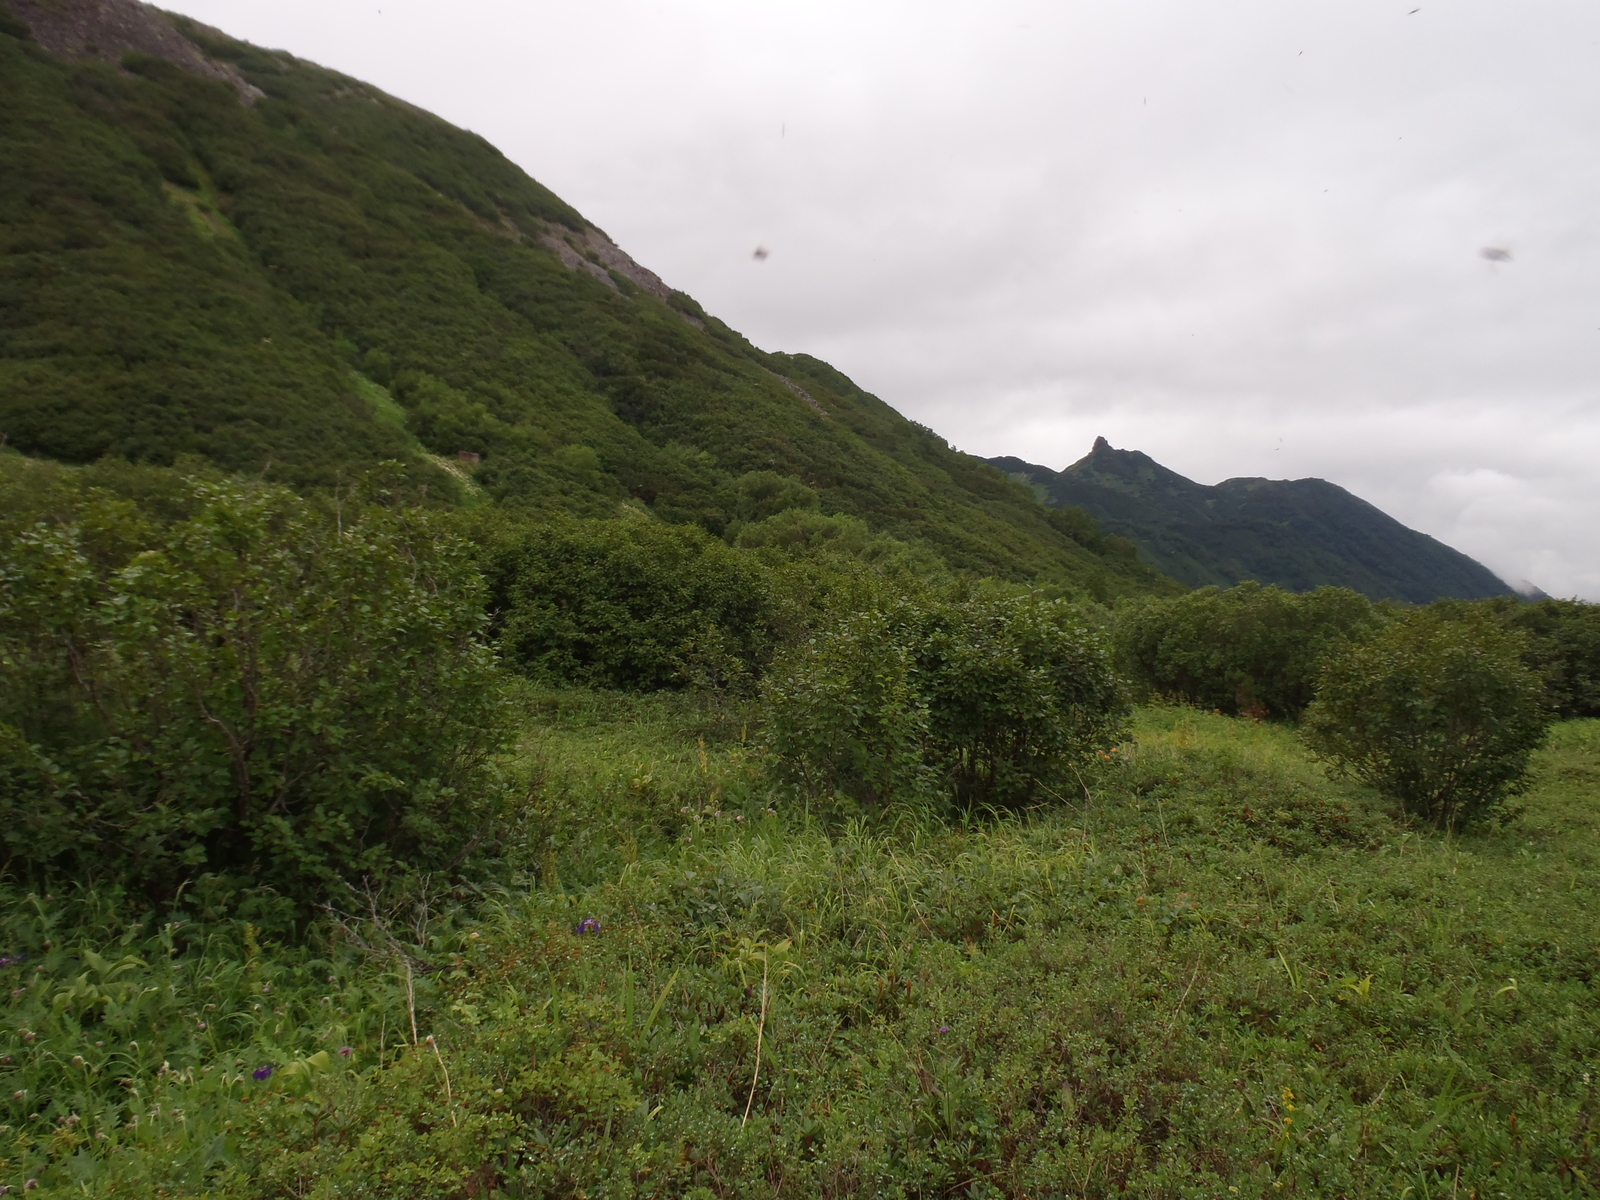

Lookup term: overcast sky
[166,0,1600,597]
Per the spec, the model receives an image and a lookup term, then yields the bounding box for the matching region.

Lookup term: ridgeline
[989,438,1513,603]
[0,0,1168,595]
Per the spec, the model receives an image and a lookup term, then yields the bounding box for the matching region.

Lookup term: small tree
[760,607,936,813]
[1301,610,1549,831]
[762,594,1128,814]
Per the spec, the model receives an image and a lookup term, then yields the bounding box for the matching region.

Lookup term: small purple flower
[0,955,24,969]
[938,1025,951,1035]
[575,917,601,935]
[338,1046,353,1058]
[252,1065,274,1081]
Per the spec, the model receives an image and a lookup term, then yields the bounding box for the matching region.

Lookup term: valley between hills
[2,4,1598,1197]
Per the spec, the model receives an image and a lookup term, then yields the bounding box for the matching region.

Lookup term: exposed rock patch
[774,373,827,417]
[4,0,263,102]
[534,223,674,301]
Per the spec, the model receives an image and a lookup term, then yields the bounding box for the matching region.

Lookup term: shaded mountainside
[989,438,1512,603]
[0,1,1173,594]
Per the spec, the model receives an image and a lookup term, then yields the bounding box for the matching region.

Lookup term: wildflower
[339,1046,353,1058]
[252,1065,273,1081]
[938,1025,951,1034]
[0,955,24,968]
[575,917,602,935]
[734,814,744,822]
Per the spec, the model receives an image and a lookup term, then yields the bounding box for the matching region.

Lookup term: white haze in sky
[165,0,1600,597]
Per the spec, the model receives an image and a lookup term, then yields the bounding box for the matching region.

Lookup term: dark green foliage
[0,12,1169,591]
[1498,597,1600,718]
[991,440,1513,602]
[0,458,508,914]
[1115,580,1383,718]
[764,593,1128,811]
[760,606,935,810]
[1302,609,1550,829]
[486,516,778,692]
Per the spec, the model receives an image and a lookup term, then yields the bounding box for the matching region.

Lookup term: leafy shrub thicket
[1115,581,1383,718]
[764,593,1128,812]
[485,516,778,692]
[1496,596,1600,718]
[1302,609,1550,830]
[0,462,509,916]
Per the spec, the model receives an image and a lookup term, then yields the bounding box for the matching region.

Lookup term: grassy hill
[990,438,1511,602]
[0,0,1170,592]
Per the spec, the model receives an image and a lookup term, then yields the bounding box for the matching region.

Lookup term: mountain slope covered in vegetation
[0,0,1169,592]
[989,438,1512,602]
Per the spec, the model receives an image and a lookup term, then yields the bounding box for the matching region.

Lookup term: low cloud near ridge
[167,0,1600,598]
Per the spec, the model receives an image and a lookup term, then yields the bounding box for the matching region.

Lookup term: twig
[742,953,771,1127]
[425,1035,458,1127]
[1163,960,1203,1037]
[404,956,419,1047]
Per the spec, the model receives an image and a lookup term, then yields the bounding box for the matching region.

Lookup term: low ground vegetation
[3,707,1599,1196]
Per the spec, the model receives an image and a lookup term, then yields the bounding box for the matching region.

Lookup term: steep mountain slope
[0,1,1171,593]
[989,438,1512,603]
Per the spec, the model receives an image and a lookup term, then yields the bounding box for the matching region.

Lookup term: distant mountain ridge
[987,438,1513,603]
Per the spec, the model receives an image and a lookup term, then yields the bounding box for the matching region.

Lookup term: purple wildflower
[938,1025,951,1034]
[338,1046,353,1058]
[252,1065,273,1081]
[575,917,601,935]
[0,955,24,968]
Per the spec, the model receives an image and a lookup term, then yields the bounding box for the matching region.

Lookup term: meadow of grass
[3,702,1598,1197]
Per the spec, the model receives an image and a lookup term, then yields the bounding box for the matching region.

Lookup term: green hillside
[989,438,1511,603]
[0,1,1169,593]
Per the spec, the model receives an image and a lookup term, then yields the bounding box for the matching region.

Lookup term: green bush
[486,516,777,692]
[0,466,509,915]
[1115,581,1382,718]
[763,593,1128,813]
[1500,597,1600,718]
[1302,609,1550,830]
[760,606,936,812]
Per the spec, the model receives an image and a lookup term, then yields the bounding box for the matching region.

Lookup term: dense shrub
[764,593,1128,812]
[0,465,508,915]
[486,517,777,692]
[1115,581,1383,718]
[1499,597,1600,718]
[1302,609,1549,830]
